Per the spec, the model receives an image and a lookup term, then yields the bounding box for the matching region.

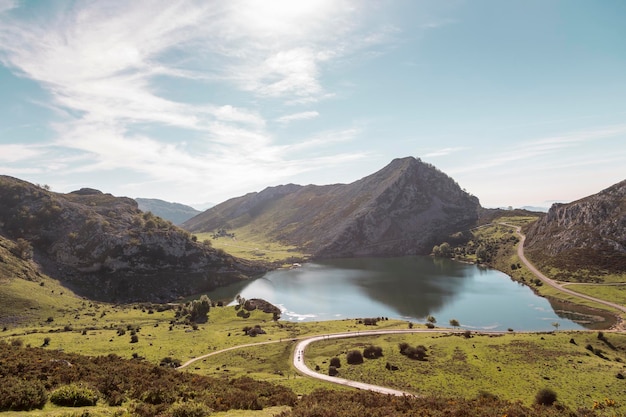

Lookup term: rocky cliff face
[524,179,626,277]
[0,176,265,302]
[184,157,481,257]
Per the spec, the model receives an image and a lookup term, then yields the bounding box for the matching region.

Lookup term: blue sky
[0,0,624,209]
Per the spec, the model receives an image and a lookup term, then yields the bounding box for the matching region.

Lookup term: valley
[0,162,624,416]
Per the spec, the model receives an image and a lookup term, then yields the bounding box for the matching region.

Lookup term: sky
[0,0,625,210]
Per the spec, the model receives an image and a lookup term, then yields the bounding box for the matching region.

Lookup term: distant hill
[183,157,482,257]
[520,205,549,213]
[0,176,265,302]
[524,179,626,281]
[135,198,201,225]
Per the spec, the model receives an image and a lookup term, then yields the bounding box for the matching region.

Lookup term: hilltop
[0,176,265,303]
[135,198,201,225]
[183,157,482,257]
[524,179,626,282]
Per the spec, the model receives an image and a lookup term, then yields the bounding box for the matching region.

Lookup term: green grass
[561,283,626,306]
[304,331,626,413]
[194,231,308,264]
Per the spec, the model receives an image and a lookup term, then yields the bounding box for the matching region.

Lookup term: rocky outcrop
[184,157,481,257]
[524,179,626,276]
[0,176,265,302]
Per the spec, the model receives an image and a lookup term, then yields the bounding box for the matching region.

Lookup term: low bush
[535,388,557,406]
[329,357,341,368]
[50,383,99,407]
[167,400,211,417]
[346,350,363,365]
[363,345,383,359]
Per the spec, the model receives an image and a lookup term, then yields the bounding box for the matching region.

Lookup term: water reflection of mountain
[317,256,470,318]
[547,297,616,330]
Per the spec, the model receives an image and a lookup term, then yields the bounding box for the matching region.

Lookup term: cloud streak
[0,0,395,201]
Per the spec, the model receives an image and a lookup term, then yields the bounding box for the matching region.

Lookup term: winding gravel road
[503,223,626,315]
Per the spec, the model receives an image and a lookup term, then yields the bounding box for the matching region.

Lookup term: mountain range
[1,157,624,304]
[183,157,482,257]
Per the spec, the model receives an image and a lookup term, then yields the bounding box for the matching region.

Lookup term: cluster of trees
[432,228,519,264]
[211,228,235,239]
[175,295,211,324]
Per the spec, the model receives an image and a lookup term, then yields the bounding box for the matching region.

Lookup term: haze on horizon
[0,0,624,209]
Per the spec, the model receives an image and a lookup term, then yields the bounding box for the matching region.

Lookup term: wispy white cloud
[449,124,626,175]
[276,111,320,124]
[422,146,467,158]
[0,144,44,162]
[0,0,396,201]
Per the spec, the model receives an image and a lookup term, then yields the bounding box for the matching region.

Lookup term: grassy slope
[304,331,626,413]
[195,231,307,265]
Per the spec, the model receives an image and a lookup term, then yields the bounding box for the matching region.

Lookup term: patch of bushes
[399,342,428,360]
[275,389,592,417]
[50,383,99,407]
[0,376,47,411]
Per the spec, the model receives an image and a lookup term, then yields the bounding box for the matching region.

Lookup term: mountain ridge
[184,157,482,257]
[524,179,626,280]
[0,176,265,302]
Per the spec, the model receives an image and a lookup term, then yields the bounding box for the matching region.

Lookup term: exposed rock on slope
[0,176,265,302]
[524,179,626,279]
[184,157,481,257]
[135,198,201,225]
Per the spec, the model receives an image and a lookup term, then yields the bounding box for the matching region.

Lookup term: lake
[206,256,614,331]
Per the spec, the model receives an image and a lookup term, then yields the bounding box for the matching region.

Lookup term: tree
[188,295,211,323]
[12,238,33,260]
[330,357,341,368]
[475,245,488,263]
[551,321,560,331]
[426,315,437,325]
[449,319,460,329]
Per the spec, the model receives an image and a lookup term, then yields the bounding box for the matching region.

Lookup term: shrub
[329,357,341,368]
[130,334,139,343]
[42,337,51,347]
[160,357,182,368]
[363,345,383,359]
[346,350,363,365]
[167,400,211,417]
[0,376,47,411]
[50,383,99,407]
[328,366,339,376]
[534,388,557,406]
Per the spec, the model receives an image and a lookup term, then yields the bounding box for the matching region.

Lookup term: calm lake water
[206,256,614,331]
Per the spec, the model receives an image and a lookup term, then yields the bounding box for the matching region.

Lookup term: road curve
[503,223,626,315]
[293,329,473,396]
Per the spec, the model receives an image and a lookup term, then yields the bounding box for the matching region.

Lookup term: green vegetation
[304,331,626,413]
[561,283,626,306]
[194,231,307,264]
